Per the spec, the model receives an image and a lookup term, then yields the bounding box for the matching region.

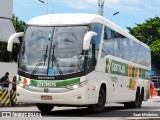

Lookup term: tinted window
[147,49,151,66]
[101,26,151,67]
[104,27,112,40]
[130,41,137,62]
[122,38,130,60]
[90,23,103,60]
[113,38,123,58]
[137,44,142,64]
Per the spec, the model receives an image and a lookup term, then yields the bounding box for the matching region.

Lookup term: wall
[0,0,13,19]
[0,0,19,43]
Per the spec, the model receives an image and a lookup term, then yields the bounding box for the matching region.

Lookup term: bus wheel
[132,89,141,108]
[138,91,143,108]
[36,103,54,113]
[88,88,106,112]
[124,89,141,108]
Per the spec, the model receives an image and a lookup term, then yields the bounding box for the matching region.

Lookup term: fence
[0,83,33,107]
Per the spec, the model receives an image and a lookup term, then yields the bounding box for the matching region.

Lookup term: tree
[0,15,26,62]
[12,15,26,33]
[127,16,160,67]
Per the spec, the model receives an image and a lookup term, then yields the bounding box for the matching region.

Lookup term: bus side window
[112,30,123,58]
[88,44,96,67]
[113,39,119,57]
[142,47,149,66]
[89,23,103,61]
[122,38,130,60]
[137,44,142,64]
[130,40,136,62]
[147,49,151,67]
[102,27,113,58]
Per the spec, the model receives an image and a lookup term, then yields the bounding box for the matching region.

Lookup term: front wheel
[88,88,106,112]
[36,103,54,113]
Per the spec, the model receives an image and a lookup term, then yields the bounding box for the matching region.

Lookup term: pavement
[0,96,160,120]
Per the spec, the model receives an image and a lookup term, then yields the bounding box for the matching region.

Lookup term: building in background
[0,0,19,43]
[0,0,18,90]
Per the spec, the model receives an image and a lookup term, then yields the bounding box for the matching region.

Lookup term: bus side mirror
[7,32,24,52]
[83,31,97,51]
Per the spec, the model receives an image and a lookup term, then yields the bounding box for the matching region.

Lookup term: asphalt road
[0,97,160,120]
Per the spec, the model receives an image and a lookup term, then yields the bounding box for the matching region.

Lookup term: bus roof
[28,13,149,49]
[28,13,104,26]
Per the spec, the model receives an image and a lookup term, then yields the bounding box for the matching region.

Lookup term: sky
[13,0,160,30]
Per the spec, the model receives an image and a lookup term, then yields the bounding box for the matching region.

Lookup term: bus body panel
[15,13,151,108]
[96,54,150,102]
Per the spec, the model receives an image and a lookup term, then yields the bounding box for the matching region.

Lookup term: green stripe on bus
[109,60,128,76]
[105,58,151,80]
[18,76,21,82]
[30,77,80,87]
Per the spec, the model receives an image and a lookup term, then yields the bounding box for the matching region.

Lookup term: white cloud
[13,0,160,17]
[55,0,160,16]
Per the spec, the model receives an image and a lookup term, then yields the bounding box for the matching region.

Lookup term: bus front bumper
[16,85,88,105]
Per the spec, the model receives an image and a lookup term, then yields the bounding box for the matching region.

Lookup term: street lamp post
[38,0,48,14]
[111,11,119,21]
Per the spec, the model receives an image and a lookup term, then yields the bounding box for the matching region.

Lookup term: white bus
[7,13,151,112]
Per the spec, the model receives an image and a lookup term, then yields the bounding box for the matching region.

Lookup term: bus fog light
[19,83,28,88]
[19,83,25,88]
[73,85,79,89]
[66,81,87,90]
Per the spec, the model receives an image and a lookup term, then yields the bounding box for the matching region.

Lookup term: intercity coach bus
[7,13,151,112]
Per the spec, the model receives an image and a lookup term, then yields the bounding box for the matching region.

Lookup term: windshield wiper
[51,45,64,77]
[32,45,48,75]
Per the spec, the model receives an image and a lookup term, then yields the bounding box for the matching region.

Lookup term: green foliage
[127,16,160,66]
[0,15,26,62]
[12,15,26,32]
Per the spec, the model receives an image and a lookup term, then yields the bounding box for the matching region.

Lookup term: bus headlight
[66,81,87,90]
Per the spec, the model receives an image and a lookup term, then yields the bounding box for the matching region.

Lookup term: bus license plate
[41,96,52,100]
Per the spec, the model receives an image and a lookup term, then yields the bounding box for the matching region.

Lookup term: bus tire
[124,89,141,108]
[132,89,141,108]
[36,103,54,113]
[124,102,132,108]
[88,88,106,112]
[138,90,143,108]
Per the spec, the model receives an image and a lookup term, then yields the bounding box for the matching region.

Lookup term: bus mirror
[83,31,97,51]
[7,32,24,52]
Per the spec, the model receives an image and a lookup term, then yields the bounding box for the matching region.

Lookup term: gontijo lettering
[112,63,125,74]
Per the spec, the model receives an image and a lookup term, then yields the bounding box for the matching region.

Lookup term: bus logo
[44,88,49,93]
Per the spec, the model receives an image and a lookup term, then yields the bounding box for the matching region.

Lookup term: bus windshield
[19,26,88,75]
